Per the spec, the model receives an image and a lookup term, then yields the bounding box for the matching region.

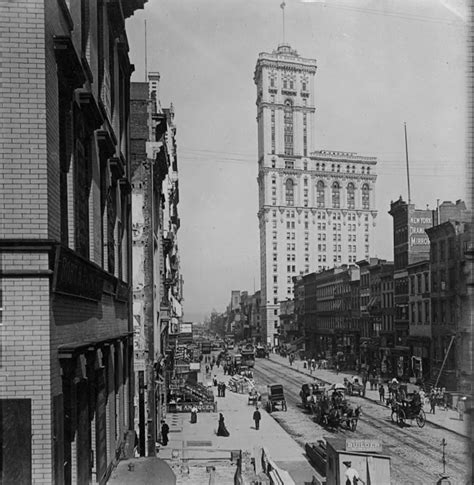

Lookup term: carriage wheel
[397,408,406,426]
[266,402,272,413]
[391,410,398,424]
[282,400,287,411]
[416,409,426,428]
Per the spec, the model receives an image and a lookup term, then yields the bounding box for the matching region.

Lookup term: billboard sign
[409,210,432,249]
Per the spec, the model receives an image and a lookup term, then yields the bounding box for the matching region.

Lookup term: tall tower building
[255,44,377,346]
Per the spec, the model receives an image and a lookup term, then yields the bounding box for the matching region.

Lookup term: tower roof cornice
[254,44,317,83]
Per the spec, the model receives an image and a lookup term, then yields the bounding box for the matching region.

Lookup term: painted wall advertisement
[409,210,432,250]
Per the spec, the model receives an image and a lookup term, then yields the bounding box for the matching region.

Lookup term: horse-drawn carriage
[344,376,364,396]
[390,397,426,427]
[310,387,361,431]
[266,383,287,412]
[300,382,327,411]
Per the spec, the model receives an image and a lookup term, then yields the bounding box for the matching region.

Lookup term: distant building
[296,265,360,360]
[426,220,471,391]
[389,198,435,348]
[130,73,181,456]
[255,44,378,346]
[407,260,431,380]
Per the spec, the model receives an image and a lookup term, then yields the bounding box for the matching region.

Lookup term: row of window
[269,158,373,175]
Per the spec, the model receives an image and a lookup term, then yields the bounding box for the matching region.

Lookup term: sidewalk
[110,359,319,484]
[268,353,470,438]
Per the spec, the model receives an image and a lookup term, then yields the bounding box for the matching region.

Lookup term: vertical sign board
[0,399,32,484]
[409,209,433,258]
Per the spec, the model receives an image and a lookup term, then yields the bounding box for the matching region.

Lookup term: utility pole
[404,122,411,205]
[280,1,286,44]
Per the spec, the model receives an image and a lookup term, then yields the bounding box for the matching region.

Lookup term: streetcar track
[254,358,469,483]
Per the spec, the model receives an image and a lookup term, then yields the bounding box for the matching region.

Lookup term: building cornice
[258,102,316,113]
[258,166,377,181]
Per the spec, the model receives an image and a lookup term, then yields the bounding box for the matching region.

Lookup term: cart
[266,384,287,412]
[390,399,426,427]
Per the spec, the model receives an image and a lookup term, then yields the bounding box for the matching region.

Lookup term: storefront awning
[58,332,133,358]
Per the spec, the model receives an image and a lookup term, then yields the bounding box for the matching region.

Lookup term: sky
[126,0,467,322]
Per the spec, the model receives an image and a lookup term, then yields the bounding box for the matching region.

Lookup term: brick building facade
[0,1,146,483]
[130,75,182,457]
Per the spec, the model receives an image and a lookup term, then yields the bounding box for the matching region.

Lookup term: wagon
[390,399,426,427]
[266,384,287,412]
[344,376,364,396]
[311,391,361,431]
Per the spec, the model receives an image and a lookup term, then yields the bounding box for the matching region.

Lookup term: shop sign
[346,439,382,453]
[175,364,190,374]
[174,402,216,413]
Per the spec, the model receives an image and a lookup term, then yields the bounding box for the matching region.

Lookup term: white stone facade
[255,44,378,346]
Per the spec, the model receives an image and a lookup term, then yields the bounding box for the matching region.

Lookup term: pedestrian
[336,363,340,375]
[378,384,385,404]
[190,405,198,423]
[457,396,466,421]
[217,382,222,397]
[430,394,436,414]
[213,375,218,387]
[222,382,226,397]
[253,406,261,430]
[217,413,230,437]
[311,358,316,371]
[343,460,365,485]
[161,420,169,446]
[223,364,227,375]
[205,364,209,374]
[442,387,448,410]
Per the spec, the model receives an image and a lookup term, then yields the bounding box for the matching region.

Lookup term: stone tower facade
[255,44,377,346]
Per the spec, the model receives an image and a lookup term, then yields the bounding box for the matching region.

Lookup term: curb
[267,357,468,439]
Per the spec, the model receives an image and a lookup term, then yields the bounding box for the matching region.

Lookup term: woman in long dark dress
[217,413,230,436]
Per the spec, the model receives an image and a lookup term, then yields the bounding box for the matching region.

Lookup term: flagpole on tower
[280,1,286,44]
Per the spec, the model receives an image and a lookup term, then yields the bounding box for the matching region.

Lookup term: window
[332,182,340,208]
[285,179,295,206]
[316,181,325,208]
[271,110,275,154]
[271,158,276,168]
[284,100,294,155]
[362,183,370,209]
[424,300,430,323]
[304,178,308,186]
[302,81,307,91]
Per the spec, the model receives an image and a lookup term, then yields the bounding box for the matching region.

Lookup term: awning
[58,332,133,358]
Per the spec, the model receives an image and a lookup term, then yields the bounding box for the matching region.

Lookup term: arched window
[367,167,371,174]
[362,183,370,209]
[352,165,355,173]
[316,163,320,171]
[332,181,340,208]
[316,181,325,208]
[362,166,365,174]
[284,100,294,155]
[347,183,355,209]
[322,163,326,171]
[286,178,295,206]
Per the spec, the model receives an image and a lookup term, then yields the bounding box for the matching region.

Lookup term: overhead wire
[299,1,464,27]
